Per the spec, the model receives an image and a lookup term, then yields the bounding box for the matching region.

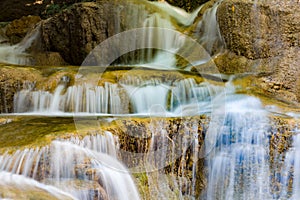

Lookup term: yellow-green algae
[0,116,102,153]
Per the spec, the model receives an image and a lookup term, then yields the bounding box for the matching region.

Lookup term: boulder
[40,0,186,65]
[41,1,147,65]
[5,15,41,44]
[216,0,300,104]
[217,0,300,59]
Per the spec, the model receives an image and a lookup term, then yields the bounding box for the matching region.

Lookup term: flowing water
[13,77,223,116]
[206,94,272,200]
[0,132,140,200]
[1,0,300,200]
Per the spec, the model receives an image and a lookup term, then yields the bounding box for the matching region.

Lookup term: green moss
[0,116,105,153]
[133,172,150,200]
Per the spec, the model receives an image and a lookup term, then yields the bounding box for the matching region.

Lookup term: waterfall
[14,83,125,114]
[206,94,272,199]
[0,171,77,200]
[123,84,170,113]
[280,134,300,199]
[13,78,223,116]
[138,117,202,199]
[0,23,41,65]
[137,13,185,68]
[195,1,224,55]
[149,1,202,26]
[3,0,299,199]
[0,132,140,200]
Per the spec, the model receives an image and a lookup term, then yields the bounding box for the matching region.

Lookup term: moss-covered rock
[5,15,41,44]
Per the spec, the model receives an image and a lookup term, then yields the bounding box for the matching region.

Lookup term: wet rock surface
[216,0,300,104]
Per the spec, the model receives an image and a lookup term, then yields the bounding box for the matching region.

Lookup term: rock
[217,0,300,59]
[0,118,12,125]
[5,15,41,44]
[256,47,300,104]
[0,0,96,22]
[215,48,300,104]
[33,52,68,66]
[40,0,178,65]
[39,0,214,66]
[0,64,42,113]
[216,0,300,104]
[150,0,209,12]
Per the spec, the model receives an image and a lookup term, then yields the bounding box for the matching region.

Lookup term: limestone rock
[215,48,300,104]
[216,0,300,104]
[217,0,300,59]
[41,1,152,65]
[5,15,41,44]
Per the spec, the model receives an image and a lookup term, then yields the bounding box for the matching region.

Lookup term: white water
[13,78,222,116]
[138,12,184,68]
[0,171,77,200]
[280,134,300,199]
[123,83,170,113]
[2,1,297,199]
[150,1,202,26]
[0,132,140,200]
[0,23,40,65]
[14,83,125,114]
[195,1,224,54]
[206,94,272,200]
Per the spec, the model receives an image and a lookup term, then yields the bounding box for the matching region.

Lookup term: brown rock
[6,15,41,44]
[216,0,300,104]
[33,52,67,66]
[217,0,300,59]
[40,1,152,65]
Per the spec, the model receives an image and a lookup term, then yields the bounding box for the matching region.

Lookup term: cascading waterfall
[0,131,140,200]
[195,1,224,55]
[13,78,222,115]
[111,0,207,68]
[0,23,40,65]
[206,94,272,200]
[14,82,125,114]
[0,171,77,200]
[280,133,300,199]
[2,0,299,199]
